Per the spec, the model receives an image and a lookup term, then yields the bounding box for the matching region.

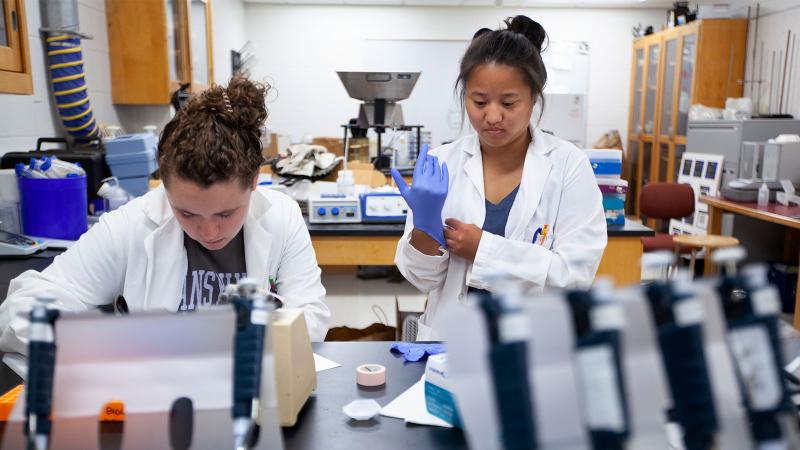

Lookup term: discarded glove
[389,342,445,362]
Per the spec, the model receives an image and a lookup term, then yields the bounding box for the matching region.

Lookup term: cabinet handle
[11,10,18,32]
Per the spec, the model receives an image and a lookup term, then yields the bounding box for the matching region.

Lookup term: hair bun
[223,76,269,135]
[505,15,547,52]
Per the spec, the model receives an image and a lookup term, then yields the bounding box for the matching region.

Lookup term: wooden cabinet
[626,19,747,220]
[107,0,214,105]
[0,0,32,94]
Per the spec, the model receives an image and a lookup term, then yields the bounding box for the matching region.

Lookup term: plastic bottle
[757,181,770,206]
[97,177,134,211]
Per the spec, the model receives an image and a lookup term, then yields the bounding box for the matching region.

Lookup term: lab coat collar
[141,184,175,227]
[460,124,554,239]
[243,190,274,290]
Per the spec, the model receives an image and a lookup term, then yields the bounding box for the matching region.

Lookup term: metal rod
[757,40,764,115]
[789,35,797,117]
[769,50,775,114]
[780,30,791,114]
[750,4,759,98]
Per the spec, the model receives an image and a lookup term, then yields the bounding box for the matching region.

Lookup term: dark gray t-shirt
[178,229,247,312]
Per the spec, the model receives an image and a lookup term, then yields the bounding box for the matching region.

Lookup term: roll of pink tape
[356,364,386,386]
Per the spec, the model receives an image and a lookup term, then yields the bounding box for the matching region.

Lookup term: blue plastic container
[104,133,158,197]
[591,160,623,176]
[118,175,150,197]
[18,175,88,240]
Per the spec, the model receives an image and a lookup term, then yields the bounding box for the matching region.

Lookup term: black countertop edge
[306,220,655,238]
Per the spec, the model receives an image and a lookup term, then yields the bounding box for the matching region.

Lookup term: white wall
[0,0,247,156]
[212,0,247,84]
[743,2,800,117]
[243,4,666,145]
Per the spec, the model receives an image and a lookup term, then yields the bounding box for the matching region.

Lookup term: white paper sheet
[313,353,341,372]
[380,376,452,428]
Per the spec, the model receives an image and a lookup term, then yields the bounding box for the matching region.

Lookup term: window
[0,0,32,94]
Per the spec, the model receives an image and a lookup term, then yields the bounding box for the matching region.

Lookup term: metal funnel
[337,72,420,102]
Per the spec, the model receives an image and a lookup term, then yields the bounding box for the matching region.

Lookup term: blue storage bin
[104,133,157,156]
[18,175,87,240]
[605,209,625,226]
[591,160,622,176]
[106,151,158,179]
[104,134,158,197]
[602,195,625,211]
[118,175,151,197]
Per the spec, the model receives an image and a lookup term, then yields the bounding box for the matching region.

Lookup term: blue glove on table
[390,342,446,362]
[391,144,449,246]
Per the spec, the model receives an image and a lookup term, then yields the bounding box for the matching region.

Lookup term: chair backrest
[640,182,695,220]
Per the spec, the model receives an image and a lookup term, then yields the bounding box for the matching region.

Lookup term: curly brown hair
[158,76,269,189]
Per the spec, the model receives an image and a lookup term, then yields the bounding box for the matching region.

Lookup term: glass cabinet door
[660,38,678,136]
[189,0,210,85]
[631,47,645,135]
[657,142,670,182]
[673,144,686,182]
[677,33,697,136]
[627,140,640,214]
[0,1,8,47]
[643,42,660,135]
[0,0,23,72]
[166,0,186,83]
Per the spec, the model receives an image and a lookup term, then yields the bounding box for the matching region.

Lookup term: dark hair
[457,16,548,120]
[158,75,269,189]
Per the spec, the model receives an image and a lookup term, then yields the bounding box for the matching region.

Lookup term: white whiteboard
[364,38,590,147]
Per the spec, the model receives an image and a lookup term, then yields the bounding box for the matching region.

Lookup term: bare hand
[443,218,482,262]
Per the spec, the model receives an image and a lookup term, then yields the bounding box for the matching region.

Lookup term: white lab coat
[0,186,330,354]
[395,126,607,341]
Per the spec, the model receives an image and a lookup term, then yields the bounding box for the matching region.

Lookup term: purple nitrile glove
[390,342,446,362]
[391,144,449,246]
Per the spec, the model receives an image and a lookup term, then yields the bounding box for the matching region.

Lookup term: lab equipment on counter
[643,255,750,450]
[97,176,134,212]
[0,229,47,256]
[597,178,627,226]
[342,399,381,421]
[442,288,588,449]
[102,133,158,197]
[477,289,538,450]
[336,72,425,169]
[307,193,361,224]
[227,279,276,450]
[18,174,88,241]
[0,137,111,207]
[585,149,622,178]
[356,364,386,387]
[360,188,408,224]
[424,354,462,427]
[566,281,631,449]
[25,298,59,450]
[686,119,800,186]
[713,248,800,448]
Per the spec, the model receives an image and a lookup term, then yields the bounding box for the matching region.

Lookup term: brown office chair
[640,182,695,253]
[640,182,739,275]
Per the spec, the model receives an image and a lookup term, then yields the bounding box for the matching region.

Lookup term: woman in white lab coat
[393,16,607,341]
[0,77,330,354]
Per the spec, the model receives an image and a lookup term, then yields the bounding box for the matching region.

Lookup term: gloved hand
[391,144,449,246]
[390,342,446,362]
